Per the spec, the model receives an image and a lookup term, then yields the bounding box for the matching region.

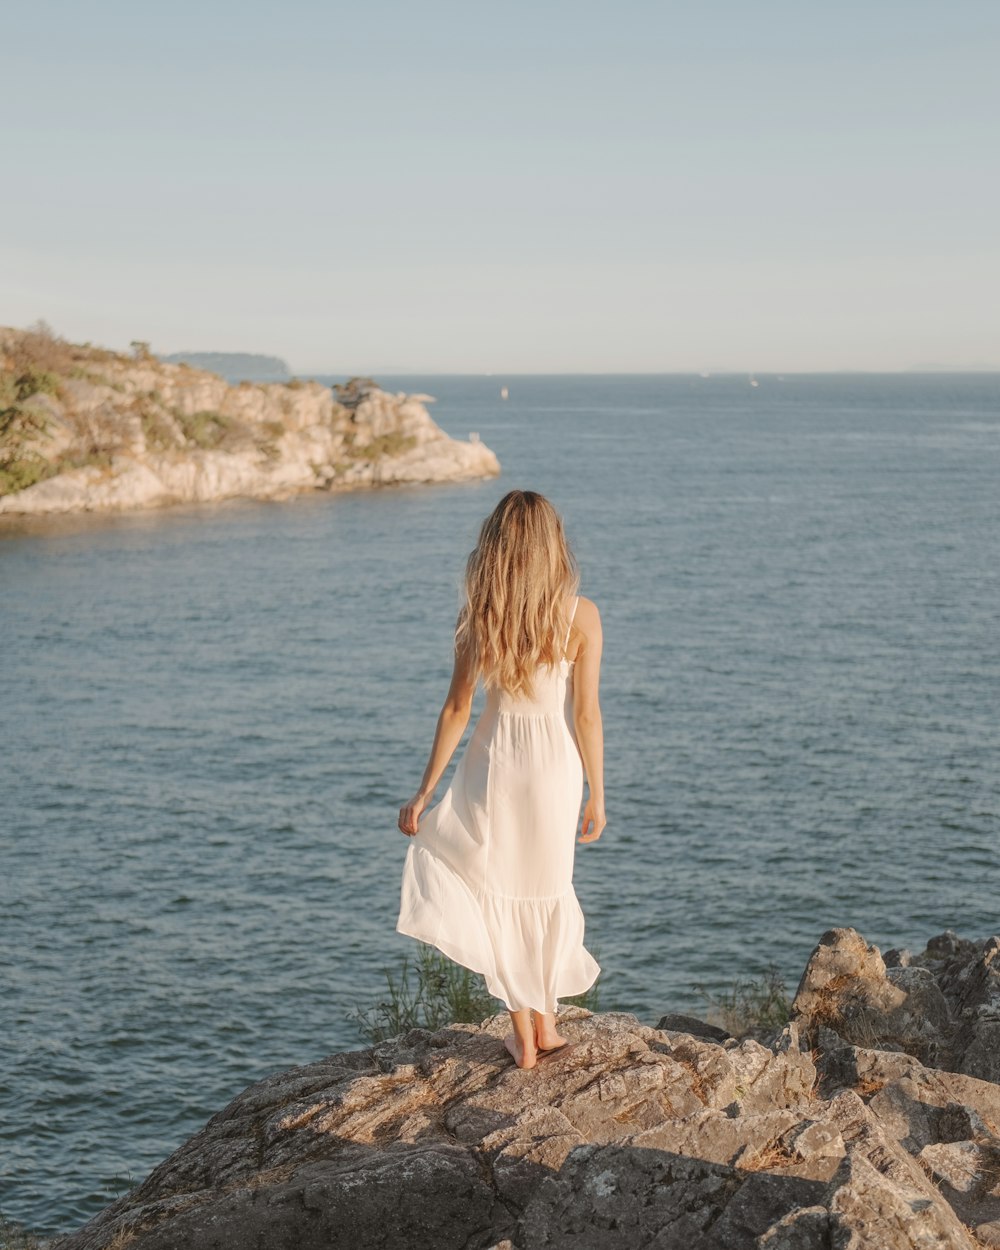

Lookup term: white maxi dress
[396,596,601,1013]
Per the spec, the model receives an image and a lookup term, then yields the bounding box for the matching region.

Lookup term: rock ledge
[54,928,1000,1249]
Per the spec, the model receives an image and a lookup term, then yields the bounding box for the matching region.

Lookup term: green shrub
[351,432,417,462]
[0,366,61,405]
[0,403,51,497]
[349,945,494,1043]
[349,944,602,1044]
[15,367,60,399]
[175,409,235,449]
[0,455,52,496]
[696,967,791,1039]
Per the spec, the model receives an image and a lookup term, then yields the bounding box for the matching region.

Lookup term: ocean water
[2,373,998,1236]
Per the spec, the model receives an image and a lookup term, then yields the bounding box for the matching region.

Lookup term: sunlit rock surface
[0,329,498,515]
[53,928,1000,1249]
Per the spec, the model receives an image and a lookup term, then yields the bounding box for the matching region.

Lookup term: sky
[3,1,999,374]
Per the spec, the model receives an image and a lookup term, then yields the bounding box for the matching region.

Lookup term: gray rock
[52,929,1000,1250]
[518,1144,827,1249]
[923,929,978,961]
[939,935,1000,1083]
[826,1151,977,1249]
[655,1012,732,1042]
[792,927,951,1065]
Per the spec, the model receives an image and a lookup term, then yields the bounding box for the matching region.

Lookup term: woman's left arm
[398,626,477,836]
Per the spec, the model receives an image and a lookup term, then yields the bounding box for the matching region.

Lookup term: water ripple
[2,373,999,1234]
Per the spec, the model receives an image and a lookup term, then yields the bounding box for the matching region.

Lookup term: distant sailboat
[500,386,509,400]
[749,374,759,388]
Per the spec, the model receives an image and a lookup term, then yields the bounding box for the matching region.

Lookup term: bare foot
[533,1015,569,1051]
[504,1032,537,1069]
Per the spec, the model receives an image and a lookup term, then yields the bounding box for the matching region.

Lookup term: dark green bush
[0,402,51,497]
[176,409,236,449]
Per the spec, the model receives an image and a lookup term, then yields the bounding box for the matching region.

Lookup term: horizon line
[294,367,1000,378]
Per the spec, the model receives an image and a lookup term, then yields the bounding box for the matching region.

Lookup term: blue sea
[2,373,998,1236]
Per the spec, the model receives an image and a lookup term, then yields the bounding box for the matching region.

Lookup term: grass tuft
[362,432,417,460]
[350,943,601,1044]
[736,1135,798,1172]
[349,945,496,1042]
[696,967,791,1039]
[175,409,237,450]
[0,400,52,496]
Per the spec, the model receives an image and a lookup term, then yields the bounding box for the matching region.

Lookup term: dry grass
[2,320,121,374]
[670,1054,712,1106]
[2,320,76,376]
[736,1135,799,1172]
[853,1075,888,1100]
[104,1226,138,1250]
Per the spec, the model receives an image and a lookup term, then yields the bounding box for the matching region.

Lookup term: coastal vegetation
[349,943,602,1043]
[0,321,499,514]
[696,966,792,1039]
[0,321,71,495]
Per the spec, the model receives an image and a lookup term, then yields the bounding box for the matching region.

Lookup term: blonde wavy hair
[455,490,580,698]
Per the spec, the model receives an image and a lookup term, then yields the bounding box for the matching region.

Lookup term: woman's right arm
[571,597,606,843]
[398,622,477,836]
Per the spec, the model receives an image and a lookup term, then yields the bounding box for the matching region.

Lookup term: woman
[396,489,605,1070]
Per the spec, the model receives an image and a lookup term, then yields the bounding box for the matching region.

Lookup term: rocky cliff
[52,927,1000,1249]
[0,327,498,516]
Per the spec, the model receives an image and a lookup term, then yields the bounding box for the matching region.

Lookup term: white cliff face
[0,336,499,516]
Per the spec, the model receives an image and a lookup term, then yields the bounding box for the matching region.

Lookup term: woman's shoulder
[571,594,601,632]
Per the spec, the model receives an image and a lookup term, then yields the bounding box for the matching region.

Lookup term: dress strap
[563,595,580,652]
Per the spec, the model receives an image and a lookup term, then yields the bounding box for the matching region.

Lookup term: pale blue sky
[3,1,998,373]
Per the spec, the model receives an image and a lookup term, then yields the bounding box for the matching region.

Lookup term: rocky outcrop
[792,926,1000,1083]
[0,328,498,515]
[53,928,1000,1250]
